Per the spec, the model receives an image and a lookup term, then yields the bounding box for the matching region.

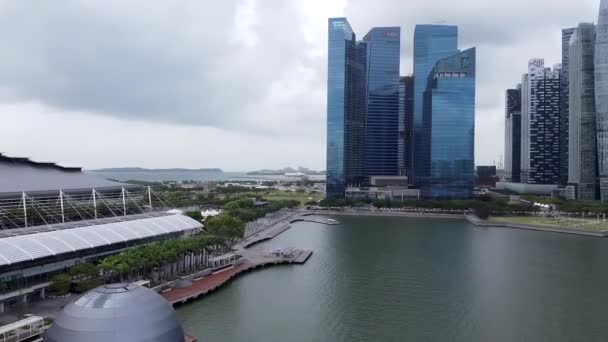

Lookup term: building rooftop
[0,213,202,266]
[0,153,126,195]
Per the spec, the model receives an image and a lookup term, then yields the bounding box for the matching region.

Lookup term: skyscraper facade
[560,28,577,186]
[326,18,368,198]
[363,27,401,179]
[412,25,458,185]
[595,0,608,201]
[398,76,414,179]
[420,48,476,198]
[520,59,562,185]
[504,87,522,182]
[568,23,597,200]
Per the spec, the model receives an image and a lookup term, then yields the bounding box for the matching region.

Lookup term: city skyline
[0,0,602,170]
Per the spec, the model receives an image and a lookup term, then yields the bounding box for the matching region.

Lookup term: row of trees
[51,234,229,294]
[318,196,537,217]
[204,198,300,241]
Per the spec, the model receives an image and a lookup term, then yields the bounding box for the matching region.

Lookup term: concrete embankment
[306,209,608,237]
[305,210,464,220]
[465,215,608,237]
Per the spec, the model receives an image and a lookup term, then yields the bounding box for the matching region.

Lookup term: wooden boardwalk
[161,249,312,306]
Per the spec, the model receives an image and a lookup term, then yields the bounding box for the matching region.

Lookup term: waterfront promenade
[307,208,608,237]
[161,248,312,306]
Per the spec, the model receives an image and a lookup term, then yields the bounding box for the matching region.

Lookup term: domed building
[45,283,194,342]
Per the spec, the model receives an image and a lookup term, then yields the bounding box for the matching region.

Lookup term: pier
[161,248,312,306]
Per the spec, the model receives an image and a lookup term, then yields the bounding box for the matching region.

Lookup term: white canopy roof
[0,214,202,266]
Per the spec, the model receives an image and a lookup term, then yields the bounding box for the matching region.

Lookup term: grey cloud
[0,0,322,134]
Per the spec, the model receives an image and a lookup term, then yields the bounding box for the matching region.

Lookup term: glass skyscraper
[520,59,562,185]
[560,28,576,186]
[568,23,597,200]
[504,87,522,183]
[398,76,414,179]
[420,48,476,198]
[596,0,608,201]
[412,25,458,185]
[363,27,401,178]
[326,18,368,198]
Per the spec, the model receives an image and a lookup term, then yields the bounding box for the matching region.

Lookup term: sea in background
[87,170,325,183]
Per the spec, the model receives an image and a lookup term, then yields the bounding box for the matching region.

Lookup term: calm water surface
[177,216,608,341]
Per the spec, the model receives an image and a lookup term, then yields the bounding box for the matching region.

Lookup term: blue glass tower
[363,27,401,178]
[412,25,458,185]
[326,18,368,198]
[421,48,476,198]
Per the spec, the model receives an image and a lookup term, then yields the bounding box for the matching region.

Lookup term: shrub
[51,274,71,295]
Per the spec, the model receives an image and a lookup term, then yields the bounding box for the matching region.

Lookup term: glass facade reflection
[569,23,597,200]
[363,27,401,178]
[326,18,368,198]
[421,48,476,198]
[560,28,576,186]
[412,25,458,185]
[398,76,414,178]
[505,87,522,182]
[596,0,608,201]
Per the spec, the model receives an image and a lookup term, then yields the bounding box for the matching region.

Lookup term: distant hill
[89,167,223,173]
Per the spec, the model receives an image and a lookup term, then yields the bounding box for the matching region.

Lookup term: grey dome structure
[45,283,186,342]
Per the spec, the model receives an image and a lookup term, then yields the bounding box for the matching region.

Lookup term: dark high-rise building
[521,59,562,185]
[398,76,414,179]
[326,18,368,198]
[596,0,608,201]
[504,87,522,182]
[420,48,476,198]
[412,25,458,185]
[560,28,576,186]
[568,23,597,200]
[363,27,401,179]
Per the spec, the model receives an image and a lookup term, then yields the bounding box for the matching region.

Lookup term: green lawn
[261,190,322,205]
[490,216,608,232]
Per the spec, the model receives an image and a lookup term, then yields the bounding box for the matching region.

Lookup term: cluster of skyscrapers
[503,0,608,201]
[326,18,476,199]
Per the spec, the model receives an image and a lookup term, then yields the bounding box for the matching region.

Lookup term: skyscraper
[504,87,522,183]
[568,23,597,200]
[363,27,401,179]
[398,76,414,179]
[326,18,368,198]
[412,25,458,185]
[420,48,476,198]
[520,59,562,185]
[595,0,608,201]
[560,28,577,186]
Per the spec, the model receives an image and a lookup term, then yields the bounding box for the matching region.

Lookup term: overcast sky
[0,0,601,171]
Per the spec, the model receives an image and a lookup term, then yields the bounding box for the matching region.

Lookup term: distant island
[89,167,223,173]
[247,167,325,176]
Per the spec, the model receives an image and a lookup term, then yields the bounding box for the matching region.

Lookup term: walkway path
[161,248,312,306]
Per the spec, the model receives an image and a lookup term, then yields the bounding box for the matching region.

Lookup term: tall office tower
[520,59,562,185]
[596,0,608,201]
[398,76,414,179]
[560,28,577,186]
[568,23,597,200]
[326,18,368,198]
[504,87,522,182]
[420,48,476,198]
[412,25,458,185]
[363,27,401,179]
